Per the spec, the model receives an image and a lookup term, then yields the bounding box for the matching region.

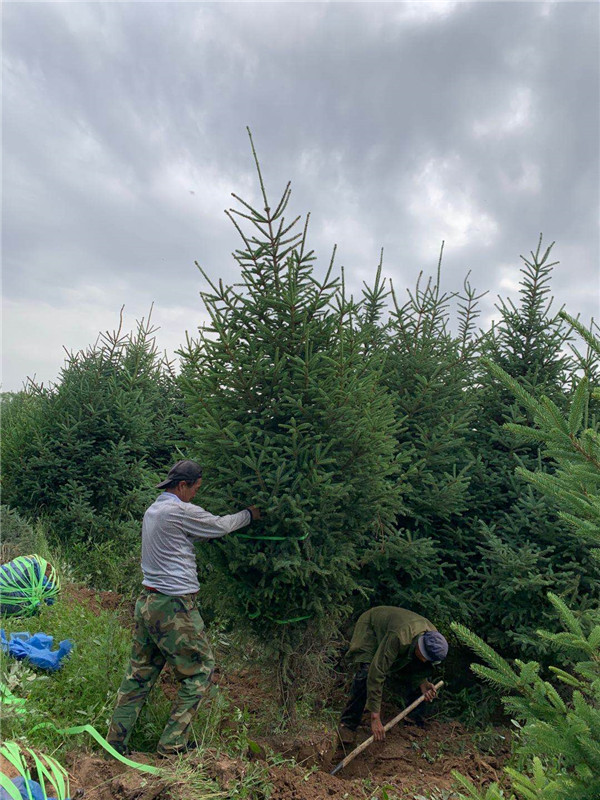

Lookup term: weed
[65,537,142,596]
[411,740,436,764]
[435,684,503,728]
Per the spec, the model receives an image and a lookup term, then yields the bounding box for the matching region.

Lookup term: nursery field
[1,161,599,800]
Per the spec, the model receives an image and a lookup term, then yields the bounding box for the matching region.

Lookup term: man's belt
[143,586,198,597]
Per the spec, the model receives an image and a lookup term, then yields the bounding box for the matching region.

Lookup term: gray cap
[418,631,449,662]
[156,460,203,489]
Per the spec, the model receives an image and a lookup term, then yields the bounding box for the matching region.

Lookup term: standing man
[107,460,260,756]
[339,606,448,743]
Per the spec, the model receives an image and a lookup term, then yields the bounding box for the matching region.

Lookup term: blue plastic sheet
[0,631,73,671]
[0,776,63,800]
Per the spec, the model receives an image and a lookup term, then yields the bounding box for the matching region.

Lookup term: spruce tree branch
[246,126,269,211]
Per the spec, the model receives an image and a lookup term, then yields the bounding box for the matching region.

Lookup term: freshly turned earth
[64,718,509,800]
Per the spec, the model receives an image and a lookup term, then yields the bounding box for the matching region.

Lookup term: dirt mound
[217,665,275,715]
[261,731,337,770]
[332,719,509,791]
[64,753,168,800]
[257,719,508,796]
[267,766,352,800]
[63,585,134,621]
[199,751,354,799]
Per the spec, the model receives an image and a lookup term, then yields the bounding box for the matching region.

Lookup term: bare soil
[58,717,509,799]
[62,753,169,800]
[62,584,134,624]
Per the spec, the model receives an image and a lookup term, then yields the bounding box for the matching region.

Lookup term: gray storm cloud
[2,1,598,390]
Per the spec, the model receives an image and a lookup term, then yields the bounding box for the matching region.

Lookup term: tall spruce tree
[463,237,579,656]
[358,257,484,624]
[179,135,401,712]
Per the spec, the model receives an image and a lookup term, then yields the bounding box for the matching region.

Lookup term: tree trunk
[277,650,297,725]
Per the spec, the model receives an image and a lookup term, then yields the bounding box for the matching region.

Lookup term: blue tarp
[0,776,64,800]
[0,631,73,671]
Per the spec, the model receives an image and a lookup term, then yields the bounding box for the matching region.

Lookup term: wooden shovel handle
[330,680,444,776]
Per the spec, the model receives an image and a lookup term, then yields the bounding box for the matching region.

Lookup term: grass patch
[1,590,131,754]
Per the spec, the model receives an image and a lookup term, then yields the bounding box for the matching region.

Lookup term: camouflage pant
[107,590,215,753]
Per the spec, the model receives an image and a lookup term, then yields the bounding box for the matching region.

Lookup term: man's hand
[370,712,385,741]
[420,681,437,702]
[248,505,261,520]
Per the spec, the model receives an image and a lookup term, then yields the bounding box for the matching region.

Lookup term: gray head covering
[418,631,449,662]
[156,459,203,489]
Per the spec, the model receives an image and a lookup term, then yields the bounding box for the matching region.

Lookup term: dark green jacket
[347,606,436,713]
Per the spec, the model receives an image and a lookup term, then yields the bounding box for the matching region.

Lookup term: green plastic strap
[246,606,312,625]
[235,531,310,541]
[0,741,29,776]
[0,748,29,800]
[0,741,60,800]
[28,752,53,800]
[0,682,27,713]
[31,722,162,775]
[28,748,69,800]
[0,554,60,613]
[273,614,312,624]
[0,774,22,800]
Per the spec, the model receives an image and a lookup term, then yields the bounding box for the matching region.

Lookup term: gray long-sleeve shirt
[141,492,251,595]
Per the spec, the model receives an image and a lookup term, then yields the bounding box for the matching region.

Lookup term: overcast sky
[2,1,599,392]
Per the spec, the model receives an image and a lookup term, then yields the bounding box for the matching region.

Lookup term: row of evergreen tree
[2,147,598,708]
[453,313,600,800]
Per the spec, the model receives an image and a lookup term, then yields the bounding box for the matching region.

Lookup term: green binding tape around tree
[0,554,60,616]
[31,722,162,775]
[235,531,310,541]
[0,740,70,800]
[273,614,312,624]
[246,603,312,625]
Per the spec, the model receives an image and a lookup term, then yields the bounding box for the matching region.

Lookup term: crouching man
[339,606,448,743]
[107,460,260,757]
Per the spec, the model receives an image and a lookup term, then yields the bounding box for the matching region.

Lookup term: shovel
[330,679,444,776]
